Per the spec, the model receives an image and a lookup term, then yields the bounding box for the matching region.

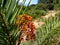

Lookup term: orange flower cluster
[15,14,32,26]
[15,14,35,43]
[20,21,35,40]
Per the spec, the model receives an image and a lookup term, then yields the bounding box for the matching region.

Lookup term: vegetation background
[0,0,60,45]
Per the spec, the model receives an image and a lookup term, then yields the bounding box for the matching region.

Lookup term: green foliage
[36,3,47,10]
[0,0,31,45]
[0,0,60,45]
[54,4,60,10]
[21,12,60,45]
[24,4,47,20]
[38,10,46,16]
[47,3,54,10]
[0,0,2,7]
[38,0,60,10]
[25,10,46,20]
[36,12,60,45]
[38,0,47,3]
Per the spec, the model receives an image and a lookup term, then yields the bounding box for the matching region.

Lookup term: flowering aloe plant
[15,14,35,44]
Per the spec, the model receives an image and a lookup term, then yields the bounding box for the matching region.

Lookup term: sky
[18,0,38,6]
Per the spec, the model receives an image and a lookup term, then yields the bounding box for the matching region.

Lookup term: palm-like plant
[0,0,32,45]
[0,0,60,45]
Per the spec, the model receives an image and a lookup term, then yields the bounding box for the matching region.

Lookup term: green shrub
[39,10,46,16]
[37,3,47,10]
[26,10,46,20]
[54,4,60,10]
[47,3,54,10]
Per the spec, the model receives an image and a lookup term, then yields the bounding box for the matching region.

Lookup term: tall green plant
[0,0,32,45]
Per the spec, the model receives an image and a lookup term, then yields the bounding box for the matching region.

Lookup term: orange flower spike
[30,34,35,40]
[16,15,21,20]
[22,22,26,25]
[31,23,35,28]
[19,37,24,43]
[27,16,32,21]
[21,17,25,21]
[15,20,20,25]
[15,14,35,43]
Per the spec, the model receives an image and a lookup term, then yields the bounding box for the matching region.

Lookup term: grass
[25,10,47,20]
[20,12,60,45]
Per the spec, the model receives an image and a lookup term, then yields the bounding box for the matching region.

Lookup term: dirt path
[43,10,60,19]
[33,10,60,28]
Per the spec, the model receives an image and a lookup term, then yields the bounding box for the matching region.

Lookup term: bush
[26,10,46,20]
[39,10,46,16]
[47,3,54,10]
[36,3,47,10]
[54,4,60,10]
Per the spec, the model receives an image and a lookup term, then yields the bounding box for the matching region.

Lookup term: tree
[38,0,40,3]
